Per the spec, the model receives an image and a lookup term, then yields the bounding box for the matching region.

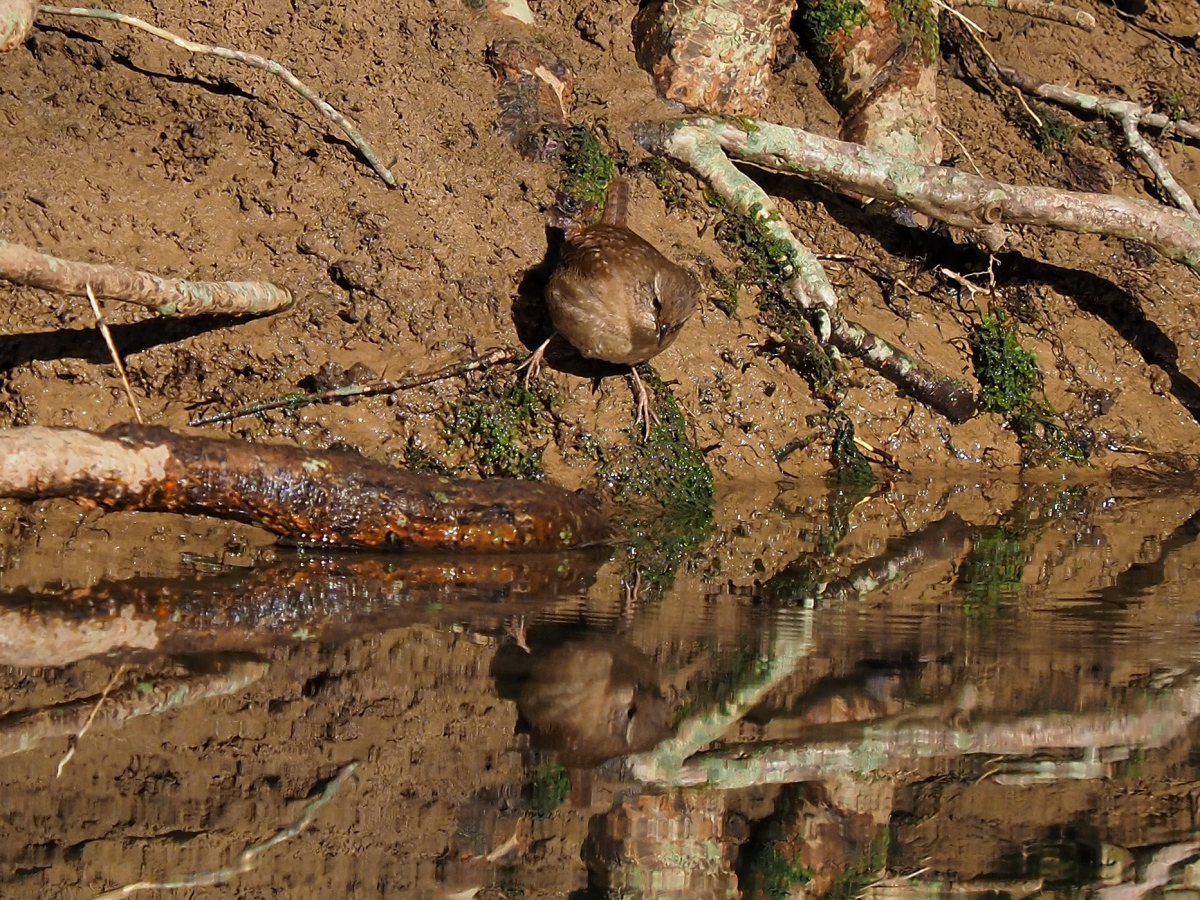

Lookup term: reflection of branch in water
[627,513,973,782]
[0,662,268,760]
[91,761,359,900]
[1097,506,1200,604]
[1098,840,1200,900]
[659,673,1200,789]
[625,607,815,784]
[0,552,603,667]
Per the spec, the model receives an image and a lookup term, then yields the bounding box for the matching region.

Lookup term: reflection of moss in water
[758,483,869,605]
[584,365,715,595]
[742,793,889,900]
[957,488,1086,613]
[748,844,815,900]
[970,309,1089,466]
[447,374,559,479]
[739,790,815,900]
[958,524,1027,613]
[826,829,889,900]
[526,757,569,818]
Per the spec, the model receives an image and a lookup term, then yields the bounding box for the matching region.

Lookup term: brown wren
[520,176,699,429]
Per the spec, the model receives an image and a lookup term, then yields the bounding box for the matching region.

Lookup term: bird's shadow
[512,225,633,381]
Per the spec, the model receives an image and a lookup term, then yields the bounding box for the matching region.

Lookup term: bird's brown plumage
[544,177,699,367]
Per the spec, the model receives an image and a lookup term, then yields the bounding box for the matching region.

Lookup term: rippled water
[3,479,1200,899]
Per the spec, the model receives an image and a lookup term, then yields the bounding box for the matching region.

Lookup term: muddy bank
[0,0,1196,492]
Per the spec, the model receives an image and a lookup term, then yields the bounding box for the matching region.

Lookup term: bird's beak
[657,320,671,346]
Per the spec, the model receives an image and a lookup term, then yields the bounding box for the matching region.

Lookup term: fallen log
[0,425,610,552]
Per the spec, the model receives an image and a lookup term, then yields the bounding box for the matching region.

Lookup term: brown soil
[1,0,1198,483]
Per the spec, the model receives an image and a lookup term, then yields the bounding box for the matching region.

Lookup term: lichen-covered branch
[38,5,397,189]
[624,607,816,784]
[0,239,292,316]
[992,63,1200,216]
[635,120,979,423]
[660,673,1200,788]
[652,116,1200,270]
[0,425,610,552]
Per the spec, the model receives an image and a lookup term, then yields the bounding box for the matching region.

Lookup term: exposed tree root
[0,238,292,316]
[636,119,979,423]
[641,117,1200,268]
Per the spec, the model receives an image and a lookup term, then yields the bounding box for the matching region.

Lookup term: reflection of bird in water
[494,633,672,807]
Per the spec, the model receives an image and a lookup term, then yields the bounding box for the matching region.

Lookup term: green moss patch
[970,309,1088,466]
[446,373,559,479]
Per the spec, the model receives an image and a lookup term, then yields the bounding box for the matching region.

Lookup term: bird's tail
[600,176,630,228]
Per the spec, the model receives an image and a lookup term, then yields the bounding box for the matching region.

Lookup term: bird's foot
[506,615,531,653]
[515,336,553,387]
[629,368,660,440]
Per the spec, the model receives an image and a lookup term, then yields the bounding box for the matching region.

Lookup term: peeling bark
[632,0,798,115]
[797,0,942,163]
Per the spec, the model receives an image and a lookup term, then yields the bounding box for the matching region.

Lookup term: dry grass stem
[55,663,126,777]
[87,285,143,424]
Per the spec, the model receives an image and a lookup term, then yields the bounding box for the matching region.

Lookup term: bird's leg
[515,335,553,386]
[629,368,661,439]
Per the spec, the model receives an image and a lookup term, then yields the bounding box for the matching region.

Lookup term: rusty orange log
[0,425,610,552]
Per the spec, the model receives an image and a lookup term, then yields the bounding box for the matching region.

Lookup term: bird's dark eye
[627,703,637,720]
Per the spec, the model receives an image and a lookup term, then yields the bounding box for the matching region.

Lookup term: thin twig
[38,6,397,189]
[950,0,1094,29]
[189,347,513,426]
[55,663,126,777]
[91,761,359,899]
[940,124,985,177]
[87,285,143,424]
[0,239,292,316]
[936,4,1044,127]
